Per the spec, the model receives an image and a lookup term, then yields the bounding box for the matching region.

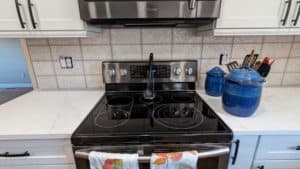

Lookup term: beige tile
[111,28,141,44]
[36,76,58,89]
[84,61,102,75]
[50,46,82,60]
[80,29,110,45]
[57,76,86,89]
[172,44,201,59]
[199,74,206,89]
[86,75,103,89]
[261,43,292,58]
[142,45,171,60]
[54,60,84,75]
[112,45,142,60]
[264,36,294,43]
[270,58,287,73]
[26,38,48,46]
[28,46,52,61]
[200,59,219,73]
[295,36,300,42]
[48,38,80,45]
[285,58,300,72]
[142,28,172,44]
[203,36,233,44]
[282,73,300,86]
[81,45,112,60]
[231,44,261,59]
[32,62,55,76]
[290,43,300,57]
[233,36,263,43]
[264,73,283,87]
[173,28,202,44]
[202,44,232,59]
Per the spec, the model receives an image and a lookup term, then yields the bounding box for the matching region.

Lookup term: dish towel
[151,151,198,169]
[88,151,139,169]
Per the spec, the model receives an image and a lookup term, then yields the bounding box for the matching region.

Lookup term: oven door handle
[74,145,230,162]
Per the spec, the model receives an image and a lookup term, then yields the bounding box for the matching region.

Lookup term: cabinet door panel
[29,0,84,30]
[0,0,28,30]
[289,0,300,27]
[228,136,259,169]
[217,0,287,28]
[253,160,300,169]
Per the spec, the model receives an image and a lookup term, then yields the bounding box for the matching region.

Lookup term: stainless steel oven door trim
[74,144,230,163]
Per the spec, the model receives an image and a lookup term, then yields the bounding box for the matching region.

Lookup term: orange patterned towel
[89,152,139,169]
[151,151,198,169]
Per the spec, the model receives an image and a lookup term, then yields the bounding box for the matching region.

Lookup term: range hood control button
[120,69,128,77]
[186,67,193,75]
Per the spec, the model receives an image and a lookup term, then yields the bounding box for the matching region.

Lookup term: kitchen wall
[26,28,300,90]
[0,39,32,88]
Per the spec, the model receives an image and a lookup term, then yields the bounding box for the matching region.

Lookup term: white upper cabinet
[28,0,84,31]
[217,0,286,28]
[0,0,86,37]
[215,0,300,35]
[0,0,28,31]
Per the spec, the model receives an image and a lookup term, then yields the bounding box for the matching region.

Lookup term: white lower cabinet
[228,135,259,169]
[252,160,300,169]
[0,164,76,169]
[0,139,75,168]
[251,135,300,169]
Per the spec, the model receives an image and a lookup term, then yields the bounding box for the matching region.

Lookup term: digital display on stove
[130,65,171,78]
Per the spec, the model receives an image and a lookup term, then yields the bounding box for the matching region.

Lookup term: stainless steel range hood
[78,0,221,27]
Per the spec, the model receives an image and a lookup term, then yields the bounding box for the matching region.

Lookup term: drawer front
[0,164,76,169]
[252,160,300,169]
[0,139,74,166]
[256,136,300,160]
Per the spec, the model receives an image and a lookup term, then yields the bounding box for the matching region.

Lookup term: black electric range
[72,91,232,145]
[71,59,233,169]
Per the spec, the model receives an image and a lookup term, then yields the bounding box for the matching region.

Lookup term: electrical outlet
[59,56,73,69]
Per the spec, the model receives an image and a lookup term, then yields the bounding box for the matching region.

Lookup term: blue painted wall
[0,39,31,88]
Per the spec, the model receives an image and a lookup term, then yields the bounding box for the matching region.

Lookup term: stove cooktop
[72,91,232,145]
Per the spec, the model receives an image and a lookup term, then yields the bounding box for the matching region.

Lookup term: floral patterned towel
[88,152,139,169]
[151,151,198,169]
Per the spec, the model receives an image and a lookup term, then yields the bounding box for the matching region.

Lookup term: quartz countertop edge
[0,90,105,140]
[197,87,300,136]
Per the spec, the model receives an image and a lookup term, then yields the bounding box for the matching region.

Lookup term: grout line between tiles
[108,28,114,60]
[280,36,295,86]
[47,38,59,89]
[79,41,88,89]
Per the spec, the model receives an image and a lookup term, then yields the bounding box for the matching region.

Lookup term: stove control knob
[174,67,182,76]
[109,68,116,78]
[186,67,193,75]
[120,69,128,77]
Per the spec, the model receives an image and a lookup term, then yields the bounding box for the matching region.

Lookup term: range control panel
[102,61,197,84]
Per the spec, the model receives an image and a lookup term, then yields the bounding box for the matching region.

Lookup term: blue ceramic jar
[222,68,264,117]
[205,67,225,97]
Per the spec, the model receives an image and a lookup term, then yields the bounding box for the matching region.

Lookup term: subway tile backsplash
[26,28,300,90]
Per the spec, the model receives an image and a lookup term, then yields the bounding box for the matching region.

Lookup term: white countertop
[198,87,300,136]
[0,90,104,140]
[0,88,299,140]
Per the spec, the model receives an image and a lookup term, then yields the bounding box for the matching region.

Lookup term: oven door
[73,143,230,169]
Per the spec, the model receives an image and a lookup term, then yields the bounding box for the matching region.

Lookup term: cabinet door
[0,0,28,31]
[217,0,290,28]
[253,160,300,169]
[228,136,259,169]
[290,0,300,27]
[27,0,84,30]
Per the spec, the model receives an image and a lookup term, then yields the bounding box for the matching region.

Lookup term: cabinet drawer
[252,160,300,169]
[0,139,74,166]
[0,164,76,169]
[256,136,300,160]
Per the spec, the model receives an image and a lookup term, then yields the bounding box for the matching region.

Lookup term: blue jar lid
[226,67,264,85]
[207,67,225,77]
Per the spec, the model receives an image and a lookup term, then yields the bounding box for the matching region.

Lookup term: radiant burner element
[94,96,133,128]
[153,104,204,129]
